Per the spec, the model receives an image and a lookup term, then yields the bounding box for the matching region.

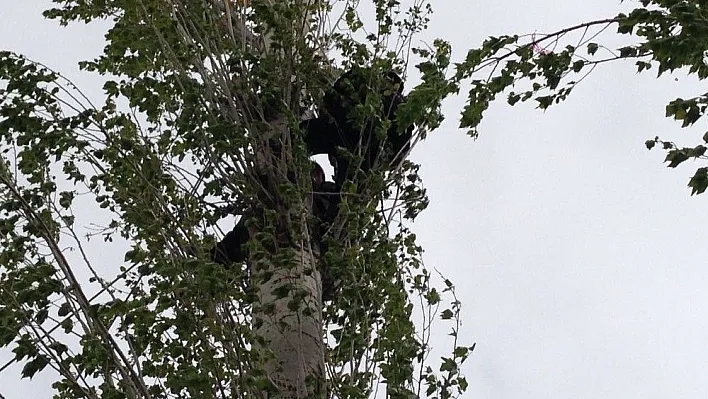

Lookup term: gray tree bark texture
[252,245,325,398]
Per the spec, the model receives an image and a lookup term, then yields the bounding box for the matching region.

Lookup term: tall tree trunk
[252,245,324,397]
[249,116,325,397]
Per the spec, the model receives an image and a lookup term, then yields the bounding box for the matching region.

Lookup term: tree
[0,0,467,398]
[1,0,705,398]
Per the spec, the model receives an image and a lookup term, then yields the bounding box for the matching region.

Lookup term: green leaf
[453,346,469,358]
[21,355,48,379]
[688,167,708,195]
[440,309,454,320]
[618,46,637,58]
[58,191,74,208]
[439,357,457,372]
[48,341,68,356]
[665,149,689,168]
[636,61,652,73]
[508,92,521,106]
[58,302,71,317]
[572,60,584,73]
[536,95,554,110]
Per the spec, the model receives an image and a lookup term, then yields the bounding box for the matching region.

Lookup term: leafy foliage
[0,0,471,398]
[450,0,708,196]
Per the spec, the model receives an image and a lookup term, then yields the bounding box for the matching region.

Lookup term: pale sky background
[2,1,708,398]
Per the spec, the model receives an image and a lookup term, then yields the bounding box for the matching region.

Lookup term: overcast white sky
[3,1,708,398]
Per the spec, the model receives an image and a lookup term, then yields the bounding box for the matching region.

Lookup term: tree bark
[252,245,325,398]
